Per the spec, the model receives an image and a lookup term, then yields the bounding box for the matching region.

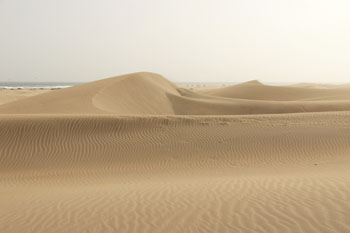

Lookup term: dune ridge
[1,73,350,233]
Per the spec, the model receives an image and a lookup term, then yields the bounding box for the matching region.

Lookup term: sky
[1,0,350,83]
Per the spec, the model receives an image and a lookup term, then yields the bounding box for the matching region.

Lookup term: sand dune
[2,72,350,115]
[1,73,350,233]
[0,73,178,114]
[200,80,350,101]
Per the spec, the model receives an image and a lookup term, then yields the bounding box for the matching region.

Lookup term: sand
[0,72,349,233]
[0,89,51,105]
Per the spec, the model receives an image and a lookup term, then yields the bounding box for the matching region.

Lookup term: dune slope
[0,72,179,114]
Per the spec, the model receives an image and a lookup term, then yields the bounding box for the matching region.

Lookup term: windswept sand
[1,73,350,233]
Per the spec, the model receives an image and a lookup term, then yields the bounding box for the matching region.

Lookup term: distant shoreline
[0,82,82,90]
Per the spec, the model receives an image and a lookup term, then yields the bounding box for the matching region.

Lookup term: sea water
[0,82,82,89]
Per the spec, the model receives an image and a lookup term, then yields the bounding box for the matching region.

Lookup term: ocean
[0,82,82,89]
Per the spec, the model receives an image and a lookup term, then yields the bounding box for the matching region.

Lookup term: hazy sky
[1,0,350,83]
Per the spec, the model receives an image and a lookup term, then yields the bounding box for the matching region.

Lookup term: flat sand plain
[1,73,349,233]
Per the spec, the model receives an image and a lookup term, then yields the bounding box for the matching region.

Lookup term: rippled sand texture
[1,73,350,233]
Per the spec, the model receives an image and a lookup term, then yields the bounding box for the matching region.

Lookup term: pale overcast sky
[1,0,350,83]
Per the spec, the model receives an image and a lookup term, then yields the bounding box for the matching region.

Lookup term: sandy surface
[0,72,350,233]
[0,89,51,105]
